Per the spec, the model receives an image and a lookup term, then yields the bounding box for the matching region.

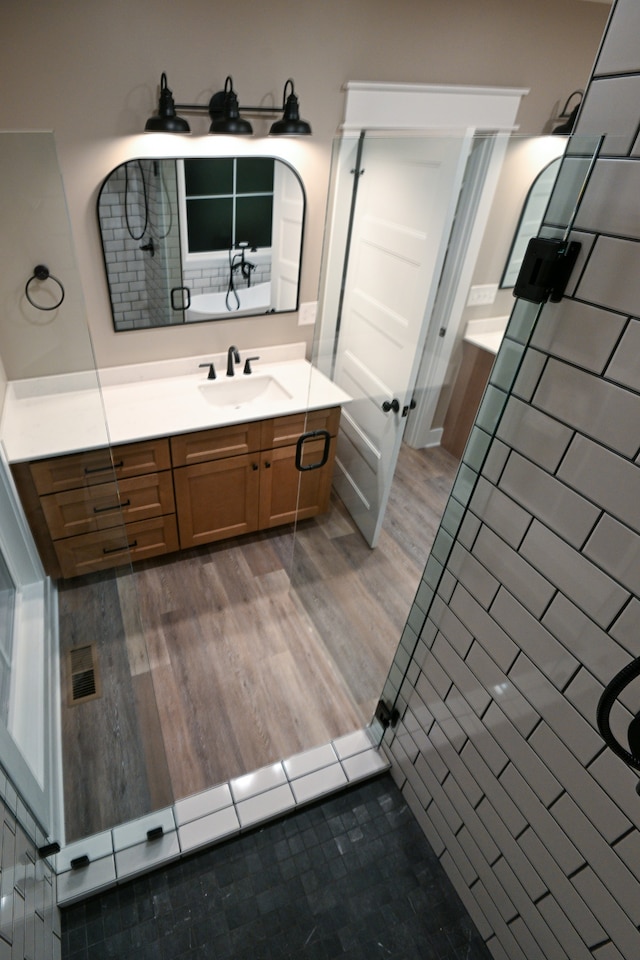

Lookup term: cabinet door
[174,454,261,549]
[258,436,336,529]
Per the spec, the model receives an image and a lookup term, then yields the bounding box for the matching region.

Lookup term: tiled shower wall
[383,1,640,958]
[0,788,59,959]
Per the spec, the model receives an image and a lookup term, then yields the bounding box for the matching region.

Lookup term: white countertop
[0,344,352,463]
[463,330,505,354]
[462,316,509,356]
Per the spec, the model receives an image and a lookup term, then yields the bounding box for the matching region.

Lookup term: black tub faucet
[226,345,240,376]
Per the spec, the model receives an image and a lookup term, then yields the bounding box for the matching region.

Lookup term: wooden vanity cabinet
[26,438,178,578]
[17,406,341,576]
[172,407,340,549]
[441,341,495,460]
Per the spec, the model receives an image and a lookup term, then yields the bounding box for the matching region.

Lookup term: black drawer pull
[295,429,330,472]
[93,499,131,514]
[103,540,137,555]
[84,460,124,475]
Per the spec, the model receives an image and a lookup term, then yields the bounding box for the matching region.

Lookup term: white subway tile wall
[0,793,59,959]
[383,2,640,957]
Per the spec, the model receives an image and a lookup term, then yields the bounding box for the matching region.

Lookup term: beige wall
[0,0,609,371]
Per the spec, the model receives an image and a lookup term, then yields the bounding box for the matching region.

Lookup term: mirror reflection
[97,156,305,331]
[501,155,562,288]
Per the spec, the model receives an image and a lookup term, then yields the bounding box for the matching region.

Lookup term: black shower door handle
[295,429,331,472]
[171,286,191,311]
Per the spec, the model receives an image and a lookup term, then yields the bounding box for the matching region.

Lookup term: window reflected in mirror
[97,157,305,332]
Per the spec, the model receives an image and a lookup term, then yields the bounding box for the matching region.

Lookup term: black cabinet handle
[93,499,131,514]
[295,430,330,472]
[103,540,137,555]
[84,460,124,475]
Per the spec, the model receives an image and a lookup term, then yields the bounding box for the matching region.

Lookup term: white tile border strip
[55,726,388,905]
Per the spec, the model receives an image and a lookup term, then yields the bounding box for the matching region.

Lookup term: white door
[332,133,472,546]
[270,161,304,312]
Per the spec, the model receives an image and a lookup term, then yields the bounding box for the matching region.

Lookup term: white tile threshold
[55,726,389,906]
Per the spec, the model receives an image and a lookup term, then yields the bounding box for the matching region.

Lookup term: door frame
[0,447,62,840]
[315,82,527,449]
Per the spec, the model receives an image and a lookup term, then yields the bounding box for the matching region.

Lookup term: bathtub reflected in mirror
[97,157,305,332]
[187,281,272,321]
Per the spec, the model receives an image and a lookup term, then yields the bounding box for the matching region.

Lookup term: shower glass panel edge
[0,131,172,849]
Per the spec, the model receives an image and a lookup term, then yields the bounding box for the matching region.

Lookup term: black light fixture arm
[552,89,584,136]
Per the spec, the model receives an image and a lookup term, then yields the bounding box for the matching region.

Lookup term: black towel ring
[25,264,65,311]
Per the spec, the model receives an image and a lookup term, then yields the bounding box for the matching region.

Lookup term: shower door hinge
[375,699,400,730]
[513,237,581,304]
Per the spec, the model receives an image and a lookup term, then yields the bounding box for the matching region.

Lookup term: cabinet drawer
[40,471,175,540]
[261,407,341,449]
[30,438,172,495]
[54,515,179,579]
[171,421,262,467]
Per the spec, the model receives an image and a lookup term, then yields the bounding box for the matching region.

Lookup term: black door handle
[295,430,331,471]
[382,399,400,413]
[171,286,191,311]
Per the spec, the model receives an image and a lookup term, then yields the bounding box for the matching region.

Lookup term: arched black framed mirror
[97,156,305,331]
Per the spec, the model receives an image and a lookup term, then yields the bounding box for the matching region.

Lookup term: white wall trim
[341,82,529,133]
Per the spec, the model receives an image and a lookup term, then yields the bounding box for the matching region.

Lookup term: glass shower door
[370,133,603,745]
[0,131,176,846]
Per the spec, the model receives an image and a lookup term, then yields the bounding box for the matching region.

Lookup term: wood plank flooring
[58,443,457,842]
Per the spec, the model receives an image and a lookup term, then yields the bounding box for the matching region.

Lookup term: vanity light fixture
[144,74,312,136]
[144,74,191,133]
[552,89,583,135]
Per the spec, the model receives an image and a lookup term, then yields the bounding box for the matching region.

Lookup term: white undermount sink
[197,374,293,409]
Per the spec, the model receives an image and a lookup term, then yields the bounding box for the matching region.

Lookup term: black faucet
[231,242,257,287]
[226,345,241,376]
